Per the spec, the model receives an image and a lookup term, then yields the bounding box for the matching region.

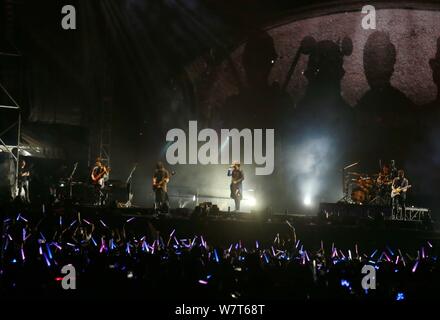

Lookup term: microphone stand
[125,164,137,207]
[68,162,78,199]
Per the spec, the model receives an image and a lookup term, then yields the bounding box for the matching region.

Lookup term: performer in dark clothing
[91,158,109,206]
[390,160,398,179]
[152,162,170,213]
[391,170,410,219]
[228,161,244,211]
[17,159,31,202]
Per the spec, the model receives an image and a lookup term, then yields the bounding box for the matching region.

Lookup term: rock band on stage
[15,157,410,219]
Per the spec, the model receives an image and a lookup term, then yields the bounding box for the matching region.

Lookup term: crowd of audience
[1,203,439,301]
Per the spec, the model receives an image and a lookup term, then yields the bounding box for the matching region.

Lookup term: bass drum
[351,188,369,204]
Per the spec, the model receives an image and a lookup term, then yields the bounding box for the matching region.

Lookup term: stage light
[303,195,312,206]
[340,279,350,287]
[248,196,256,207]
[396,292,405,301]
[192,195,196,201]
[290,136,334,211]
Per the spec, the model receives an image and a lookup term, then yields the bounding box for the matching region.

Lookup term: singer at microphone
[227,161,244,212]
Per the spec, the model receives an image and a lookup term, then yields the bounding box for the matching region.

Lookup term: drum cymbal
[347,172,362,176]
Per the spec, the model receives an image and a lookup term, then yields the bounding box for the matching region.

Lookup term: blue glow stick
[264,253,269,264]
[43,253,51,267]
[386,246,394,256]
[46,243,53,260]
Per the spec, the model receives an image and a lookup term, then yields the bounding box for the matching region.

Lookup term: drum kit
[346,171,392,205]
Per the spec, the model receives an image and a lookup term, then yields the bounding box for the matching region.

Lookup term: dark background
[1,0,440,214]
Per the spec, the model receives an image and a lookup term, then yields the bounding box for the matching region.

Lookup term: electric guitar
[91,166,110,184]
[391,185,411,198]
[152,170,175,191]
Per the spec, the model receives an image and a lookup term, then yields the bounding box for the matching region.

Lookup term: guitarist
[17,159,31,203]
[391,169,409,218]
[152,161,170,213]
[91,158,109,206]
[228,161,244,211]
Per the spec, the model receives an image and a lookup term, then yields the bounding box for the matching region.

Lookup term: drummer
[377,164,392,186]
